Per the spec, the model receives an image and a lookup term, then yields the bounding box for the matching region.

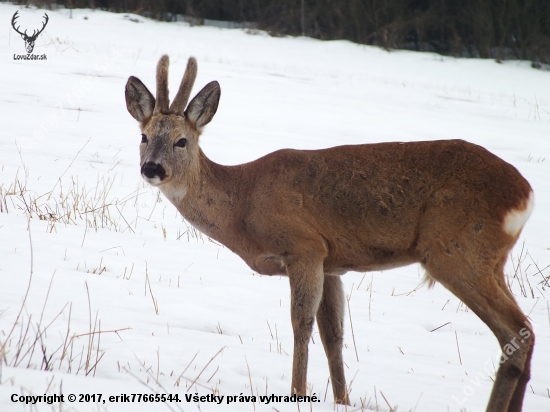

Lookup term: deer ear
[125,76,155,124]
[185,81,220,129]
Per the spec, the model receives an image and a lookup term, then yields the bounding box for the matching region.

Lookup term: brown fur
[125,55,535,411]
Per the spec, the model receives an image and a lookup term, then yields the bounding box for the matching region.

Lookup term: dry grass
[0,172,123,232]
[0,214,130,377]
[0,168,208,393]
[507,242,550,299]
[0,289,124,375]
[0,171,208,247]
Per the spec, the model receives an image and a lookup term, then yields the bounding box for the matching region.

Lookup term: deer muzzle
[141,162,166,182]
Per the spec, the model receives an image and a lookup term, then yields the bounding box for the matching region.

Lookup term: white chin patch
[503,191,535,237]
[142,175,162,186]
[160,185,188,202]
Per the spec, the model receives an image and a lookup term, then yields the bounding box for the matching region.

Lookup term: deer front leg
[287,256,325,397]
[317,275,349,404]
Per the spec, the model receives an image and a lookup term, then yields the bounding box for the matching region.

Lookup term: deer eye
[141,134,148,144]
[175,138,187,148]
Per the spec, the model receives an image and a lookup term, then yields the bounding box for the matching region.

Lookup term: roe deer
[125,55,535,411]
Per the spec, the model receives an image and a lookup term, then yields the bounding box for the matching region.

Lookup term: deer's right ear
[125,76,155,124]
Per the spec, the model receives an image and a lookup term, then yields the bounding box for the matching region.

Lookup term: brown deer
[125,55,535,411]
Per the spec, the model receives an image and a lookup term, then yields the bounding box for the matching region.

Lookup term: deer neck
[160,148,243,242]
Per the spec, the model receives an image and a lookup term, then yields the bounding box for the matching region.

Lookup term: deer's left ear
[125,76,155,124]
[186,81,221,129]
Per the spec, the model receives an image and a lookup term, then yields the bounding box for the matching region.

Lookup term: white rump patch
[503,191,534,237]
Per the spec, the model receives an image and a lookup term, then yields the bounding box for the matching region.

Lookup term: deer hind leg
[287,256,325,397]
[422,255,534,412]
[491,258,535,412]
[316,275,349,404]
[484,281,534,412]
[506,332,534,412]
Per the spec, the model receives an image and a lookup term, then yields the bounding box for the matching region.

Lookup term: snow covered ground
[0,3,549,411]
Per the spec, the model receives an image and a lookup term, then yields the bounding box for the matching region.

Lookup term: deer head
[11,11,49,54]
[125,55,220,199]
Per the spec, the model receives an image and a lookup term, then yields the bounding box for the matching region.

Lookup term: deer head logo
[11,11,49,54]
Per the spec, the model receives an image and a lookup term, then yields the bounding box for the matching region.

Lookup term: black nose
[141,162,166,180]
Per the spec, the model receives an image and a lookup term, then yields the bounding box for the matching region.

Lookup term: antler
[11,11,49,40]
[154,55,170,115]
[153,55,199,116]
[11,11,26,37]
[31,13,49,40]
[170,57,198,114]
